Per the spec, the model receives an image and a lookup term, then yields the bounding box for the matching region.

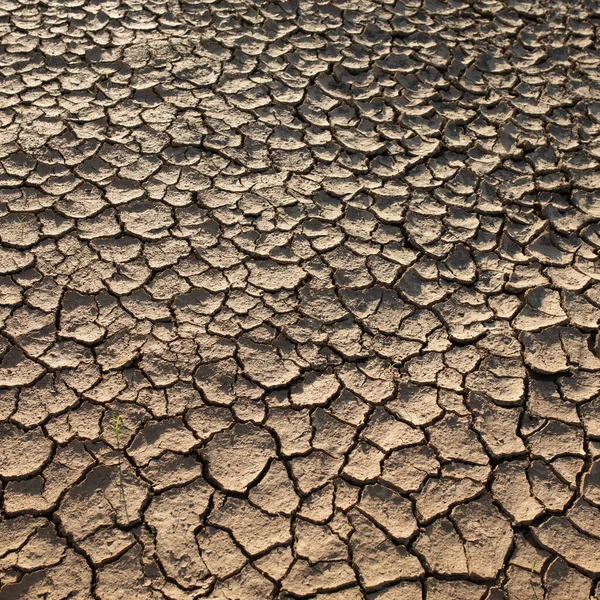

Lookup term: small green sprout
[15,214,28,238]
[531,561,535,574]
[113,413,123,447]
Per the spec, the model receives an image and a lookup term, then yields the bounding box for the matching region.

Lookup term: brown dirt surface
[0,0,600,598]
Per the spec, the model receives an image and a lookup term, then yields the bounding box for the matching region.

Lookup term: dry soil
[0,0,600,598]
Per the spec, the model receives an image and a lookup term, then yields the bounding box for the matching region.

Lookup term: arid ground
[0,0,600,598]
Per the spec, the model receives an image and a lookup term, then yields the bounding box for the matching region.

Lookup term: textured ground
[0,0,600,599]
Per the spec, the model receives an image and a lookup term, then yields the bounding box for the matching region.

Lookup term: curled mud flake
[57,463,150,541]
[0,346,45,387]
[127,417,198,467]
[0,422,53,479]
[450,495,514,580]
[208,495,291,557]
[358,483,418,543]
[281,559,356,597]
[533,516,600,576]
[349,510,423,591]
[200,422,276,493]
[413,517,468,577]
[0,549,92,600]
[238,338,301,389]
[145,479,213,588]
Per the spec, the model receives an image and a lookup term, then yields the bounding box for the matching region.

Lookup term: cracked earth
[0,0,600,598]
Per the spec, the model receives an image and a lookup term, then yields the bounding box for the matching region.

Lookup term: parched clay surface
[0,0,600,598]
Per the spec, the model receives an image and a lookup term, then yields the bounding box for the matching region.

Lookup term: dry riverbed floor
[1,0,600,598]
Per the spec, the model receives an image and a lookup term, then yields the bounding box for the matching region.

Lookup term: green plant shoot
[113,413,122,447]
